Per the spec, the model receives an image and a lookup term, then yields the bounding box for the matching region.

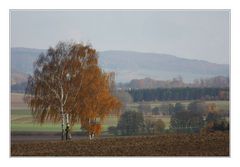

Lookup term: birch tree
[25,42,121,140]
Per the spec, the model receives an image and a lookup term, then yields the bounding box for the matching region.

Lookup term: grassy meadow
[11,93,229,132]
[11,93,120,132]
[126,100,229,112]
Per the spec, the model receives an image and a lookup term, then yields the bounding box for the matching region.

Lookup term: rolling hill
[99,50,229,82]
[11,48,229,83]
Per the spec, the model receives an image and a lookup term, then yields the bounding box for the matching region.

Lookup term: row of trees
[108,111,165,136]
[128,87,229,102]
[169,101,229,133]
[117,76,229,89]
[137,100,229,117]
[12,75,229,93]
[138,102,182,115]
[109,101,229,136]
[151,103,187,115]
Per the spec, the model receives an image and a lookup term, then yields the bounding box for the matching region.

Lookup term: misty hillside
[11,47,45,74]
[99,51,229,82]
[11,70,28,85]
[11,48,229,83]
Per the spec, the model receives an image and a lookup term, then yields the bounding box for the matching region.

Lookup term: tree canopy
[170,101,205,133]
[25,42,121,139]
[117,111,144,135]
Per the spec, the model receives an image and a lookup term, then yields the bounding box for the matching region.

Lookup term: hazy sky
[11,10,230,64]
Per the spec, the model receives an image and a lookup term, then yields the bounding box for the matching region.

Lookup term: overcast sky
[11,10,230,64]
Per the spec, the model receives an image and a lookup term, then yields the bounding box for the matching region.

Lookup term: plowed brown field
[11,132,229,156]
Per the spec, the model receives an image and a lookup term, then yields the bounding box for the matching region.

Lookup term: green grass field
[11,93,120,132]
[11,93,229,132]
[127,100,229,112]
[11,109,119,132]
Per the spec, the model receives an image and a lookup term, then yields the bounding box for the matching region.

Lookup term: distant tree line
[118,76,229,89]
[12,76,229,93]
[108,100,229,136]
[11,82,27,93]
[128,87,229,102]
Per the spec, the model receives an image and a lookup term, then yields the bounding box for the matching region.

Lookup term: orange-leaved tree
[25,42,121,140]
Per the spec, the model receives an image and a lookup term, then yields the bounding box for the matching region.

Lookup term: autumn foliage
[25,42,121,139]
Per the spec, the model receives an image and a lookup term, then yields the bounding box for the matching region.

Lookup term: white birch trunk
[61,104,65,140]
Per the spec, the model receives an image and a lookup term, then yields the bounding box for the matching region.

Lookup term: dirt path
[11,132,92,144]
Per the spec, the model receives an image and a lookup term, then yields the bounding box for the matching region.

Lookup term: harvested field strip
[11,132,229,156]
